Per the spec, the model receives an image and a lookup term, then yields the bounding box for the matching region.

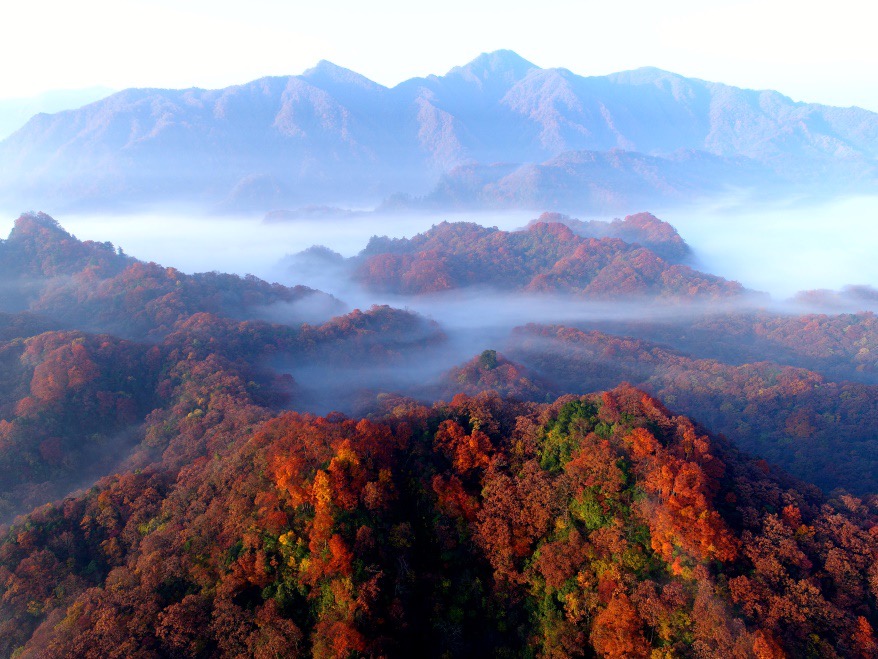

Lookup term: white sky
[1,0,876,111]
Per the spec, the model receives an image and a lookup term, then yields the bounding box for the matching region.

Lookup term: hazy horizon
[3,1,877,113]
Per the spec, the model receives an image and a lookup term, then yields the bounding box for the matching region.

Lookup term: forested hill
[290,213,747,299]
[1,211,878,655]
[1,385,876,657]
[0,212,337,337]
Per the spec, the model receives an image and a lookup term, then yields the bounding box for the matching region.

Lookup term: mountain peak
[605,66,689,86]
[448,49,539,83]
[10,212,70,239]
[301,60,384,90]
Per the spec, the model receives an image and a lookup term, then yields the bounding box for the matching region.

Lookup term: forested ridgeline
[1,212,878,656]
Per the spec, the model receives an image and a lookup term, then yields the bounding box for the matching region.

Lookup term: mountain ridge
[1,50,875,213]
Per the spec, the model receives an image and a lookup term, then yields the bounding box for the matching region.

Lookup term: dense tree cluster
[532,211,692,262]
[1,386,876,657]
[293,306,445,366]
[0,312,58,343]
[0,213,333,338]
[508,325,878,493]
[352,220,742,298]
[0,331,160,519]
[437,349,553,400]
[0,301,445,524]
[590,311,878,384]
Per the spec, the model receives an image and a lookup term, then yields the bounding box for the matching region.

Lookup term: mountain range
[0,87,114,141]
[0,50,876,213]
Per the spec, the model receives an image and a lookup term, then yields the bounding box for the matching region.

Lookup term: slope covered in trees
[350,219,743,298]
[535,211,692,263]
[1,211,878,656]
[1,386,875,657]
[436,349,553,401]
[0,301,445,523]
[0,213,336,338]
[0,214,447,519]
[0,330,161,520]
[507,325,878,494]
[572,310,878,385]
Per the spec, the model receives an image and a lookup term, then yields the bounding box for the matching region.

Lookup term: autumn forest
[0,210,876,658]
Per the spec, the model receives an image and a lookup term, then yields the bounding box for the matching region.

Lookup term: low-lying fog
[3,194,878,415]
[664,194,878,298]
[0,208,531,281]
[2,194,877,302]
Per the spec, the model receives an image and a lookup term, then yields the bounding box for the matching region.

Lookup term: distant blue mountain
[0,87,114,141]
[0,50,874,213]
